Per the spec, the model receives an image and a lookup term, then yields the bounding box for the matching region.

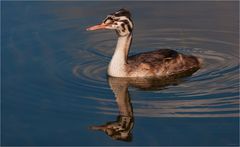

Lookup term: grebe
[87,9,201,78]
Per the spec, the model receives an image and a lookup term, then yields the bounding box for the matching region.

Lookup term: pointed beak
[86,23,109,31]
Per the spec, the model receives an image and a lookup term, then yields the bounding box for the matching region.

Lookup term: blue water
[1,1,239,146]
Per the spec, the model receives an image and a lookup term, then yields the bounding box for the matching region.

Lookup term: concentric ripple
[6,9,238,118]
[60,28,239,118]
[20,21,237,118]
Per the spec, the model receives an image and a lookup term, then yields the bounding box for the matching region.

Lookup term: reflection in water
[90,70,197,142]
[89,63,238,141]
[91,77,134,142]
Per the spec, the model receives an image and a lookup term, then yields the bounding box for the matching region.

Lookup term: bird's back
[127,49,201,77]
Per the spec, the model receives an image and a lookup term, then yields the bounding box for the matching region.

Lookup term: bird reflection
[90,69,198,142]
[91,77,134,142]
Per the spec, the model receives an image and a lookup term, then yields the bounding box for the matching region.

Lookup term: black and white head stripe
[111,8,132,19]
[103,9,134,36]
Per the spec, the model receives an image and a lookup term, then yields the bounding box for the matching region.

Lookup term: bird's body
[127,49,200,77]
[87,9,201,78]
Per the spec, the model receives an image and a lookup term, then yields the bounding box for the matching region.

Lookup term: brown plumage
[126,49,201,77]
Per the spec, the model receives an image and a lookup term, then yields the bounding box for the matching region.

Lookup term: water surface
[2,1,239,146]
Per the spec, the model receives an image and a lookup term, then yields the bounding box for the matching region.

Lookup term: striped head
[87,9,133,36]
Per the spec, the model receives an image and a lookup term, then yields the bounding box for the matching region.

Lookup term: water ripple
[35,26,239,118]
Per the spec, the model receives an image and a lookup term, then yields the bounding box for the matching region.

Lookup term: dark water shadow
[90,69,198,142]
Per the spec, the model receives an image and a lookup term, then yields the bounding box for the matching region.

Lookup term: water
[2,1,239,146]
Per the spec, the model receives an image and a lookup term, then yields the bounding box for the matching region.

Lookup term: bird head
[87,9,133,36]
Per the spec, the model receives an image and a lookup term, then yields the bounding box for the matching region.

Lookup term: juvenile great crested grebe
[87,9,201,78]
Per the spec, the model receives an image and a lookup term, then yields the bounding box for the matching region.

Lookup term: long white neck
[108,34,132,77]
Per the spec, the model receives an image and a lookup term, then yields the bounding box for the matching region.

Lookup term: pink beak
[86,23,109,31]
